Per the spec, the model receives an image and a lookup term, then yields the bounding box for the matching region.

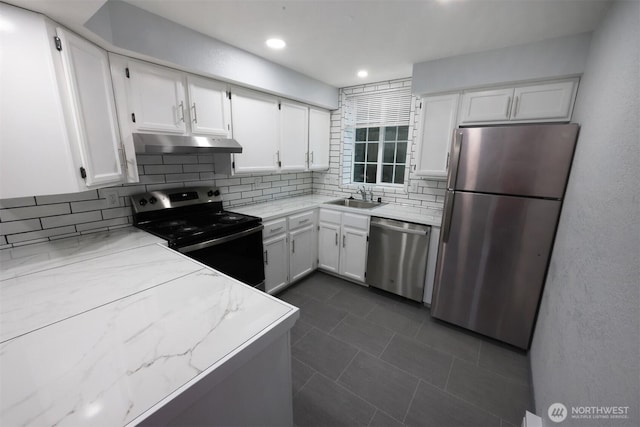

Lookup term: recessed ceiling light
[357,70,368,78]
[266,38,286,49]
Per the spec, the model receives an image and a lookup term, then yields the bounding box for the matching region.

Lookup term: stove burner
[177,226,199,233]
[219,215,244,224]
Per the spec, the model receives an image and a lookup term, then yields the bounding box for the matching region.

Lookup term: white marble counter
[232,194,443,227]
[0,228,299,426]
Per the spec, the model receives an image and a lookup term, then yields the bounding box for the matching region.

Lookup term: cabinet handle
[192,102,198,124]
[299,219,309,224]
[342,235,346,248]
[179,101,185,122]
[276,150,281,167]
[305,152,309,166]
[310,151,314,163]
[270,226,283,232]
[335,232,338,246]
[292,240,295,253]
[513,96,519,118]
[264,250,268,265]
[505,97,512,118]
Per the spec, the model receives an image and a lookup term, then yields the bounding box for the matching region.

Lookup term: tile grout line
[441,385,511,425]
[292,370,317,400]
[335,349,360,383]
[402,377,422,424]
[443,356,455,391]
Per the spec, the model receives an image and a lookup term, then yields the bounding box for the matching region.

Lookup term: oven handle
[177,225,264,253]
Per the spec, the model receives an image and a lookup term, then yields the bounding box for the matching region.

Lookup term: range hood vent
[133,133,242,154]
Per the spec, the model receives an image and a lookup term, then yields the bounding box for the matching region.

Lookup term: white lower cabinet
[318,209,369,283]
[263,211,317,294]
[263,234,288,294]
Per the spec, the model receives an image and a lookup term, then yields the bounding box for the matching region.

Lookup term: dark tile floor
[277,272,533,427]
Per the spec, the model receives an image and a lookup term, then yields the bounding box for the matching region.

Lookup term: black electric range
[131,187,265,290]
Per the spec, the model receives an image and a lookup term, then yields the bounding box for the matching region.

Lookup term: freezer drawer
[432,191,561,349]
[366,217,430,302]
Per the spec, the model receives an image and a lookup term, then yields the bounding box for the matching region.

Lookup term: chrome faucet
[369,187,374,202]
[358,185,367,201]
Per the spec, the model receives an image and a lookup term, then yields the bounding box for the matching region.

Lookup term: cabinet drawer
[263,218,287,239]
[319,209,342,224]
[288,210,315,230]
[342,213,369,230]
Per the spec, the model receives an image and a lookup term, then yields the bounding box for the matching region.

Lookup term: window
[353,125,408,184]
[344,87,412,186]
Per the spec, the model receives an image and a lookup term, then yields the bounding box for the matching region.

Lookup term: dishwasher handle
[370,221,430,236]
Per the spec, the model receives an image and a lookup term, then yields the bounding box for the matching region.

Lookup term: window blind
[348,88,412,128]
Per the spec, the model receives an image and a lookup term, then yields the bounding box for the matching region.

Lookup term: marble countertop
[0,228,298,426]
[232,194,443,227]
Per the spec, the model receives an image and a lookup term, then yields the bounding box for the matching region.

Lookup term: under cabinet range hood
[132,133,243,154]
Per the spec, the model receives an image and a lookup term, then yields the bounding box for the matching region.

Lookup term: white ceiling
[8,0,611,88]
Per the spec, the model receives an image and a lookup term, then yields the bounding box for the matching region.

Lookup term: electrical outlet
[103,189,120,208]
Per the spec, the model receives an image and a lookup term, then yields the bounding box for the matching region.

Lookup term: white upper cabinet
[126,61,187,134]
[231,87,280,173]
[415,94,459,179]
[0,3,126,199]
[511,80,577,122]
[459,79,578,125]
[459,88,514,124]
[56,28,123,187]
[280,100,309,172]
[186,75,231,137]
[308,108,331,171]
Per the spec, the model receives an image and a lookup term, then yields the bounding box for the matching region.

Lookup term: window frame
[351,125,408,187]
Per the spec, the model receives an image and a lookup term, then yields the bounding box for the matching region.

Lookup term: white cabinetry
[187,75,231,137]
[231,87,280,173]
[415,94,459,179]
[0,4,126,199]
[262,211,317,294]
[318,209,369,283]
[308,108,331,171]
[280,101,309,171]
[459,79,578,125]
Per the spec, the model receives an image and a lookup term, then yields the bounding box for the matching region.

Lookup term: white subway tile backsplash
[183,164,215,173]
[70,199,109,213]
[101,207,131,220]
[144,165,182,174]
[41,211,102,229]
[0,203,70,222]
[165,173,200,183]
[136,155,163,165]
[139,174,166,184]
[35,190,98,205]
[7,226,76,244]
[162,155,198,164]
[0,219,41,235]
[76,217,129,232]
[0,197,35,209]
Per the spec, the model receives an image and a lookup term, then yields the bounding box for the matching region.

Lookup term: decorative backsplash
[0,154,312,249]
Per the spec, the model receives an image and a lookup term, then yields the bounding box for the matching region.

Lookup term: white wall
[530,2,639,426]
[412,33,592,96]
[85,0,338,109]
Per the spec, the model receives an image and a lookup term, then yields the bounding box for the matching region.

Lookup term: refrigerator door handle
[447,130,463,190]
[442,189,455,243]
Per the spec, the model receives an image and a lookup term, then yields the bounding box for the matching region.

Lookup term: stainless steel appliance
[366,217,431,301]
[432,124,579,349]
[131,187,265,290]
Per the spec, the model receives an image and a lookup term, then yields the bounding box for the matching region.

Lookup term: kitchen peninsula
[0,229,299,426]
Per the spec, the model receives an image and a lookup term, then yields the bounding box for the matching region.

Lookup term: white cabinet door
[511,80,577,122]
[340,226,368,282]
[458,88,514,124]
[415,94,459,179]
[56,28,123,187]
[289,224,315,282]
[280,101,308,171]
[264,234,288,294]
[231,87,279,173]
[318,222,340,273]
[187,75,231,137]
[127,61,187,134]
[308,108,331,171]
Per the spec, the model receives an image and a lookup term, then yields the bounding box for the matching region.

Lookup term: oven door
[177,225,265,291]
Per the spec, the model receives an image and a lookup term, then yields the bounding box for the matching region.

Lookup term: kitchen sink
[325,198,386,209]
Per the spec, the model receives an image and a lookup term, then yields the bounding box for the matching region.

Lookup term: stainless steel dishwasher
[366,217,430,302]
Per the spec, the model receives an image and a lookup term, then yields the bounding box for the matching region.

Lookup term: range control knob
[207,190,214,197]
[149,197,157,204]
[139,198,148,206]
[213,189,221,197]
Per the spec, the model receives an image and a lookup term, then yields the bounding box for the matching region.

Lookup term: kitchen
[0,0,638,426]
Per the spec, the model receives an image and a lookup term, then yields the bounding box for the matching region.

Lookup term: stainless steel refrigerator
[431,124,579,349]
